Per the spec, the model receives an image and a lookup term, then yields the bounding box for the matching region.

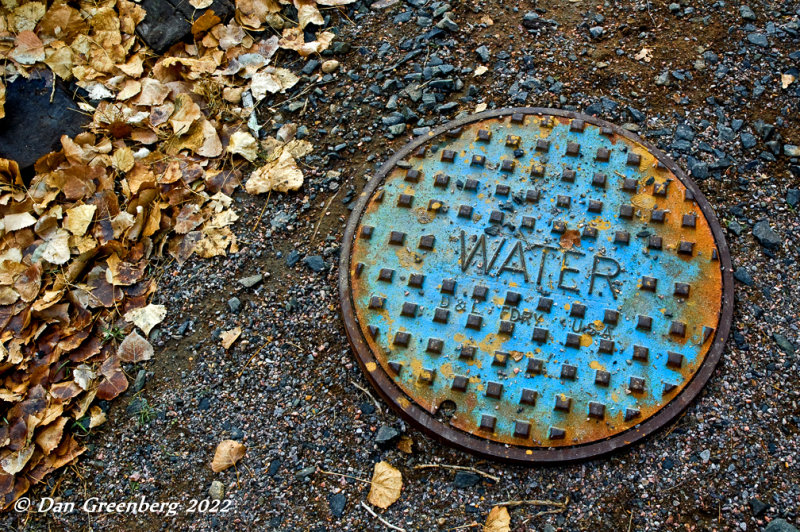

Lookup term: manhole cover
[339,108,733,462]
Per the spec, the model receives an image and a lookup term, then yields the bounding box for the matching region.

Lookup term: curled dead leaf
[367,461,402,509]
[211,439,246,472]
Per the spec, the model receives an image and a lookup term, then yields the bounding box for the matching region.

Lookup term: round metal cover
[339,108,733,463]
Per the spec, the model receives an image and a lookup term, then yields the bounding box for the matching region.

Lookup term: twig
[311,187,341,244]
[235,340,270,378]
[627,510,633,532]
[493,497,568,509]
[413,464,500,482]
[360,501,407,532]
[447,524,480,531]
[318,469,371,485]
[351,380,382,415]
[252,190,272,232]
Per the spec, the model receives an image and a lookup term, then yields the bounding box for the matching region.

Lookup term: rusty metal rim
[338,107,734,464]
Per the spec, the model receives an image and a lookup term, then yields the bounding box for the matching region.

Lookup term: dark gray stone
[752,220,781,249]
[476,45,491,62]
[375,425,400,444]
[589,26,604,39]
[453,471,481,488]
[734,267,754,286]
[773,333,796,355]
[764,519,799,532]
[787,189,799,208]
[136,0,235,53]
[749,498,768,517]
[134,369,147,392]
[328,493,347,517]
[0,71,89,170]
[739,6,756,21]
[747,33,768,47]
[303,255,327,272]
[286,250,301,267]
[239,274,263,288]
[227,297,241,312]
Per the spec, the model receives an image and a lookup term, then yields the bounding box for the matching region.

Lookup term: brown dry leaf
[211,440,246,472]
[190,0,214,7]
[63,204,97,236]
[123,304,167,336]
[118,331,154,363]
[251,67,300,100]
[315,0,357,5]
[367,461,402,509]
[10,31,45,65]
[97,355,129,400]
[40,229,71,265]
[295,0,324,29]
[245,149,305,194]
[36,417,68,456]
[473,65,488,77]
[1,445,35,475]
[635,47,653,63]
[112,146,135,172]
[3,212,37,232]
[89,406,107,428]
[278,27,335,57]
[236,0,281,30]
[170,94,203,136]
[220,327,241,349]
[0,81,5,120]
[73,364,96,391]
[484,506,511,532]
[396,435,413,454]
[227,131,259,161]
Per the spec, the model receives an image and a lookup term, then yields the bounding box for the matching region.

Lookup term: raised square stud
[441,279,456,294]
[492,351,509,367]
[472,285,488,300]
[532,328,549,343]
[554,395,572,412]
[388,231,406,245]
[565,333,581,348]
[505,291,521,306]
[633,345,649,361]
[603,309,619,325]
[595,370,610,387]
[537,298,553,312]
[486,381,503,399]
[588,402,606,419]
[527,358,545,374]
[667,351,684,368]
[520,388,538,405]
[561,364,577,380]
[393,331,411,347]
[459,345,476,360]
[451,375,468,391]
[368,296,384,309]
[466,313,482,330]
[479,414,496,432]
[401,302,418,317]
[408,273,425,288]
[514,421,531,439]
[426,338,443,354]
[433,307,449,323]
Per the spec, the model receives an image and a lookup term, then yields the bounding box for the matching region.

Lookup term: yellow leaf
[170,94,203,136]
[211,440,246,472]
[367,461,402,509]
[221,327,242,349]
[190,0,214,7]
[63,204,97,236]
[295,0,324,29]
[484,506,511,532]
[113,146,135,173]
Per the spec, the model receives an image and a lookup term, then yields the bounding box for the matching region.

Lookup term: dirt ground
[4,0,800,530]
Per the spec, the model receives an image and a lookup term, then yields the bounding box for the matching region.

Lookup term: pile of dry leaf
[0,0,352,508]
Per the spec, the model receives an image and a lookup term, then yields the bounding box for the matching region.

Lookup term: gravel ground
[4,0,800,530]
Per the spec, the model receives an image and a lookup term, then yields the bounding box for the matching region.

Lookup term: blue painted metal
[344,109,729,453]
